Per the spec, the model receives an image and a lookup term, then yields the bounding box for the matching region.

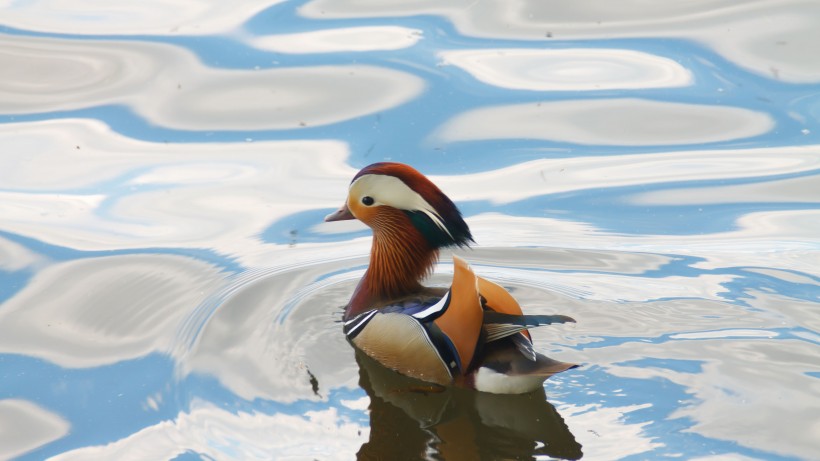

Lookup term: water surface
[1,1,819,460]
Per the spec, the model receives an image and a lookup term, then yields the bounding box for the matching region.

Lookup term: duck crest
[353,162,473,250]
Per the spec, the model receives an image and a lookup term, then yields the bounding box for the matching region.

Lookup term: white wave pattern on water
[48,403,367,461]
[0,0,285,35]
[0,119,353,252]
[0,235,47,271]
[433,147,819,204]
[591,339,820,460]
[435,98,774,145]
[3,119,815,262]
[0,254,225,368]
[630,175,820,205]
[0,36,425,129]
[0,400,70,461]
[439,48,693,90]
[301,0,820,83]
[250,26,424,53]
[557,403,662,460]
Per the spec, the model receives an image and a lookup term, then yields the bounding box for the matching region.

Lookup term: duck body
[326,162,577,394]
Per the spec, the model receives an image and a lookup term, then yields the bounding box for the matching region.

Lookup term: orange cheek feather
[347,196,373,224]
[348,197,376,224]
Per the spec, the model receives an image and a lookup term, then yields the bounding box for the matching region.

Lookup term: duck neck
[345,217,438,320]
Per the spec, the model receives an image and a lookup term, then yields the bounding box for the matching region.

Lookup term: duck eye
[361,196,374,206]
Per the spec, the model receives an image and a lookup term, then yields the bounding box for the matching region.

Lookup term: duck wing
[344,255,485,382]
[345,256,576,387]
[483,312,575,342]
[477,275,575,360]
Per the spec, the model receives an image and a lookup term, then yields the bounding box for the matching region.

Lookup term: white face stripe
[350,174,453,238]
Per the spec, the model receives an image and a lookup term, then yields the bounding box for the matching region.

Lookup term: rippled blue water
[1,1,819,460]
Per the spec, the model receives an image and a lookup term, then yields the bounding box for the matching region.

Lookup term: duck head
[326,162,473,318]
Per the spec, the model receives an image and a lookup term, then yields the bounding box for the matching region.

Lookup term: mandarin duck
[325,162,578,394]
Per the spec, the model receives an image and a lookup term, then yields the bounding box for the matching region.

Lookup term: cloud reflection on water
[434,146,818,204]
[591,337,820,460]
[49,403,366,461]
[0,119,352,251]
[0,254,224,368]
[141,64,423,130]
[3,120,815,260]
[250,26,423,53]
[301,0,820,82]
[435,98,774,145]
[440,48,692,91]
[1,35,179,114]
[506,278,820,459]
[559,403,662,460]
[463,212,820,274]
[0,0,284,35]
[0,35,425,130]
[0,236,45,271]
[630,175,820,205]
[0,399,70,460]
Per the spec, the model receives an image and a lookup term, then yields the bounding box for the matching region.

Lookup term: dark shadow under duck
[354,349,583,460]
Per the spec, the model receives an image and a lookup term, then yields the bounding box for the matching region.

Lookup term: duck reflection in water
[354,349,582,460]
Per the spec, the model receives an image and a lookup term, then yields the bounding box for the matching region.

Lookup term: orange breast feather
[433,256,483,372]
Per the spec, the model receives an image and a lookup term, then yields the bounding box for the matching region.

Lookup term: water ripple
[2,0,818,459]
[173,256,364,403]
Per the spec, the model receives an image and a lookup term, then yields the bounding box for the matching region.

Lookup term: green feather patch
[405,211,454,248]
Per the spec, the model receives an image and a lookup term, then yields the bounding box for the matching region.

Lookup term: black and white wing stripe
[411,291,451,321]
[483,312,575,342]
[343,309,378,339]
[343,291,464,375]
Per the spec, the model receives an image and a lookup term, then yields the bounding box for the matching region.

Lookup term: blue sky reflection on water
[1,0,819,459]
